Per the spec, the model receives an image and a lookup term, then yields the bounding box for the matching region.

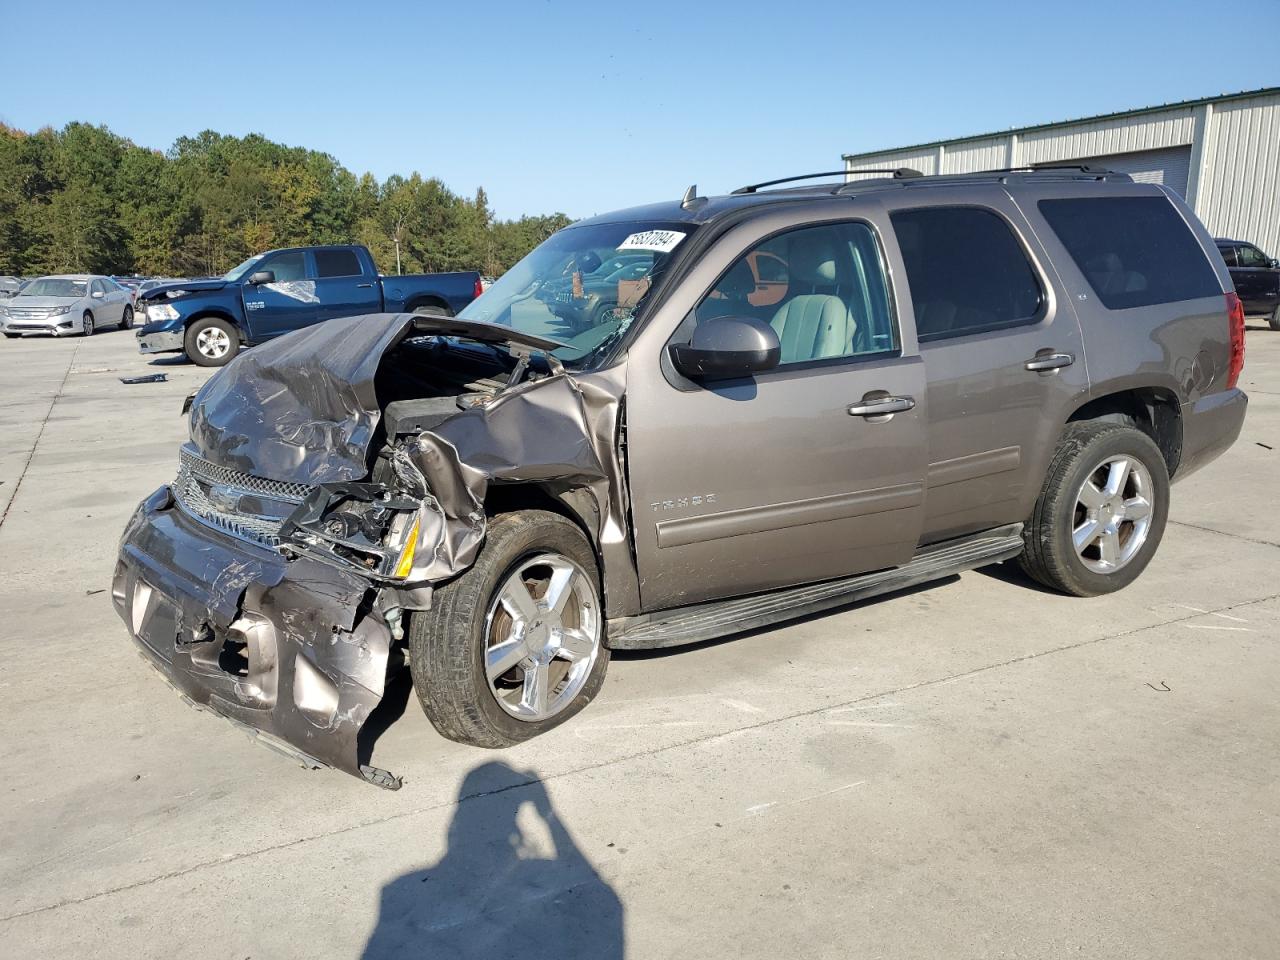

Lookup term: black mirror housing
[248,270,276,285]
[669,316,781,380]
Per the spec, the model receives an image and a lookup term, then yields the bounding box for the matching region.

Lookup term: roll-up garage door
[1039,146,1193,197]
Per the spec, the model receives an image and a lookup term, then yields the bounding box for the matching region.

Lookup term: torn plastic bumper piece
[113,486,403,789]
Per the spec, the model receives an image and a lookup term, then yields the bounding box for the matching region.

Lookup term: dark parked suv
[1215,237,1280,329]
[114,167,1248,788]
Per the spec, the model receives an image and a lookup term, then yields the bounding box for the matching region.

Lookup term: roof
[42,274,100,280]
[843,87,1280,162]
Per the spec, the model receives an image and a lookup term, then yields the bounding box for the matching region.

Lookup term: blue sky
[5,0,1278,221]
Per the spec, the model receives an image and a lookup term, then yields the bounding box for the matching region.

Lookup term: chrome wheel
[121,305,133,329]
[195,326,231,360]
[82,312,94,336]
[1072,455,1154,574]
[483,553,601,722]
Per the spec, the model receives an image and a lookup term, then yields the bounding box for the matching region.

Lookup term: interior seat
[770,235,855,362]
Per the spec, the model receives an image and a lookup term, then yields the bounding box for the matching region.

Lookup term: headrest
[788,234,839,285]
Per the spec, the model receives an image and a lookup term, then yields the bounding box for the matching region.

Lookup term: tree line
[0,122,572,279]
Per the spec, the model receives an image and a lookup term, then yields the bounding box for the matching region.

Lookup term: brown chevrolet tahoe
[114,166,1248,788]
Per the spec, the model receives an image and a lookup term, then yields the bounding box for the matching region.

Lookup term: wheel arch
[184,309,245,341]
[1066,386,1183,478]
[406,295,452,316]
[482,482,602,569]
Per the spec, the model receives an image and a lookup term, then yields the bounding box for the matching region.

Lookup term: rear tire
[408,510,608,747]
[184,316,240,367]
[120,305,134,330]
[1269,306,1280,331]
[412,302,452,318]
[1018,422,1170,597]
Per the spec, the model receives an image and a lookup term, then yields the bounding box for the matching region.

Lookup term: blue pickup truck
[136,244,482,366]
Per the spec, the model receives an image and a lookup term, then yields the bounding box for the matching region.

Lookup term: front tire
[408,510,609,747]
[1269,305,1280,331]
[81,312,95,337]
[184,316,240,367]
[1018,422,1170,596]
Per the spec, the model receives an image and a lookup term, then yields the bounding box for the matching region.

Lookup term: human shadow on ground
[361,761,624,959]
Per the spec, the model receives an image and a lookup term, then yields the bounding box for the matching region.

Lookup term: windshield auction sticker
[618,229,686,253]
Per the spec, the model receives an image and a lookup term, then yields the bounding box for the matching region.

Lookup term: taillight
[473,277,484,300]
[1226,291,1245,389]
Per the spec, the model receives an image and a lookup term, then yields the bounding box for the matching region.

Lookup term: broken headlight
[278,483,426,581]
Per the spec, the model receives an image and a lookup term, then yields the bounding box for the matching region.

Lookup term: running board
[607,523,1024,650]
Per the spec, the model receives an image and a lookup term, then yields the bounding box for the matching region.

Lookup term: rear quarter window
[1038,196,1221,310]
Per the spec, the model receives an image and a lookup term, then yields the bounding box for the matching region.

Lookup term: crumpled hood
[187,312,566,485]
[142,278,228,302]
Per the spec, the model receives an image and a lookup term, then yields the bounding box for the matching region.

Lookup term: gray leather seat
[770,235,855,363]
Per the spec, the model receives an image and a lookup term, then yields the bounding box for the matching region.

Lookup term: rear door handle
[356,283,375,288]
[847,395,916,421]
[1024,352,1074,373]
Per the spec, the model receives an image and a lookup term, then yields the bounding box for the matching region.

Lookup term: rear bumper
[1177,388,1248,481]
[113,486,401,788]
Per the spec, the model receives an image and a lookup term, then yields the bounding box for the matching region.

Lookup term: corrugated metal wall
[844,93,1280,255]
[1016,107,1196,165]
[1050,146,1192,196]
[847,149,941,177]
[1196,94,1280,255]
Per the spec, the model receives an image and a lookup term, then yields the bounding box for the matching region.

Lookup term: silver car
[0,274,135,338]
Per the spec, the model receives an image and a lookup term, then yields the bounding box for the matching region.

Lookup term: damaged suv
[115,168,1247,788]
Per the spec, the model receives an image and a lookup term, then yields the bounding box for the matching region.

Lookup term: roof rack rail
[732,168,923,195]
[833,163,1125,195]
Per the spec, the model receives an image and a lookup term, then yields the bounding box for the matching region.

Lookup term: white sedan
[0,275,135,338]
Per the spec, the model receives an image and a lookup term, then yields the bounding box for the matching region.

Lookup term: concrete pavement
[1,322,1276,958]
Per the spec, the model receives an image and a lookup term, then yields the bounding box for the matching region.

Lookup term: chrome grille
[172,449,314,548]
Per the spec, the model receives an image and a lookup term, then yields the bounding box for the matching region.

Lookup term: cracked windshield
[459,221,693,366]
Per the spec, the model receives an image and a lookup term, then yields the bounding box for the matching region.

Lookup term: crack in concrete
[0,342,80,529]
[1169,518,1280,550]
[3,589,1276,926]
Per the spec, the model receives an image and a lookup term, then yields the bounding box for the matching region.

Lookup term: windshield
[22,278,88,298]
[458,220,694,368]
[222,254,265,282]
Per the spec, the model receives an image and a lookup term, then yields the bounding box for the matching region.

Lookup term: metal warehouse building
[844,87,1280,256]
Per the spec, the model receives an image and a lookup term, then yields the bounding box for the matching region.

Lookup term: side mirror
[248,270,276,285]
[668,316,781,381]
[1271,258,1279,269]
[91,290,104,299]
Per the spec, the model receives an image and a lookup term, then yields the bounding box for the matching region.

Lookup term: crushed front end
[114,472,403,789]
[113,312,626,789]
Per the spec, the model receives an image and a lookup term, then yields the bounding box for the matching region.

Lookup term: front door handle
[1024,351,1074,373]
[356,283,375,288]
[847,395,916,422]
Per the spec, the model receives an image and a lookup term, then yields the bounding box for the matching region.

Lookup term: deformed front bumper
[136,327,185,354]
[113,486,402,789]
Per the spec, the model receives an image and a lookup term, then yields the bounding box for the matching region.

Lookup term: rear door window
[890,206,1043,342]
[1217,245,1238,267]
[1038,196,1220,309]
[314,248,363,278]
